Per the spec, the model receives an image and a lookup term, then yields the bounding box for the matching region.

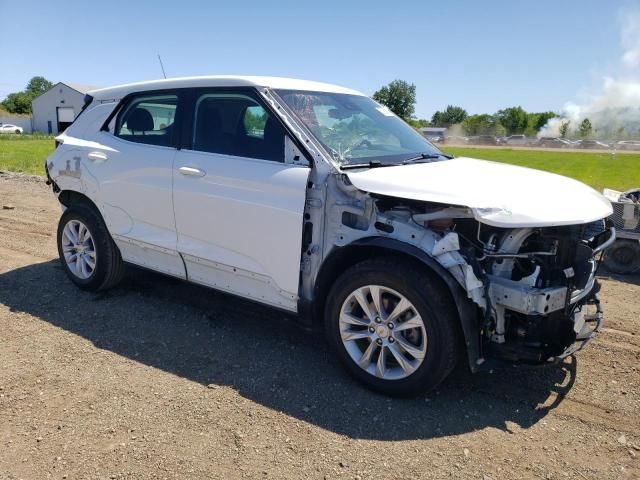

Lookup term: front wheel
[57,204,125,291]
[324,258,460,396]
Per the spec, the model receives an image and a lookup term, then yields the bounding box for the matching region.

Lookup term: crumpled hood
[345,157,612,228]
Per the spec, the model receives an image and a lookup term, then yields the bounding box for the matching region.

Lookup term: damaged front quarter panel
[302,172,489,370]
[301,169,613,371]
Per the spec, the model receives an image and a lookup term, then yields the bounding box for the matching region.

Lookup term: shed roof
[31,82,100,103]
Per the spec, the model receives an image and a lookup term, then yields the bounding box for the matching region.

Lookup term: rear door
[173,88,310,310]
[85,91,186,278]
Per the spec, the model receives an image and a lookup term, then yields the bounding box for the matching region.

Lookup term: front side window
[275,90,443,166]
[115,94,178,147]
[192,93,284,162]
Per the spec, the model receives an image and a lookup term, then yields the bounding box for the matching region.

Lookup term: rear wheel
[603,239,640,274]
[57,204,125,291]
[324,258,459,396]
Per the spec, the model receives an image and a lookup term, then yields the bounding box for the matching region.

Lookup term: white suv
[45,76,615,396]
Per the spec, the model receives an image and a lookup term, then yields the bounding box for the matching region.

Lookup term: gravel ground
[0,171,639,480]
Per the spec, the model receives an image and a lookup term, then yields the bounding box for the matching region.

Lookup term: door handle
[179,166,206,177]
[87,151,108,162]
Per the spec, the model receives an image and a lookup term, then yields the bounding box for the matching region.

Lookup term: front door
[173,90,310,310]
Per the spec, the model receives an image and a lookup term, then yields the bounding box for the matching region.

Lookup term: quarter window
[115,94,178,147]
[192,93,284,162]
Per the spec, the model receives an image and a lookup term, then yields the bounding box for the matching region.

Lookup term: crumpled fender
[349,236,482,372]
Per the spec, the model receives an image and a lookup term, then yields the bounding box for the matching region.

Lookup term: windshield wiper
[402,152,454,164]
[340,160,399,170]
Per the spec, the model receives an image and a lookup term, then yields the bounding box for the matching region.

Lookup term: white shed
[31,82,97,134]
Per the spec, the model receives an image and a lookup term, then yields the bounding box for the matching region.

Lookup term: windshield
[275,89,445,166]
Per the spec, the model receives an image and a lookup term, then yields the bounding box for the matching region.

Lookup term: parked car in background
[45,75,615,396]
[615,140,640,151]
[0,124,23,134]
[576,140,610,149]
[537,137,572,148]
[504,134,529,146]
[468,135,498,145]
[444,135,468,145]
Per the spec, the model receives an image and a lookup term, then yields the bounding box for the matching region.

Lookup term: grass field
[0,136,638,191]
[443,147,640,192]
[0,135,53,175]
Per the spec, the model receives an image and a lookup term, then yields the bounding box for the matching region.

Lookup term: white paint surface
[346,157,613,227]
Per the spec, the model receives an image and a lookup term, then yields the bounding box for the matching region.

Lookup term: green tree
[372,80,416,120]
[524,111,557,136]
[431,111,443,127]
[1,75,54,114]
[26,76,53,97]
[578,118,593,138]
[406,118,430,130]
[1,92,33,114]
[533,111,557,132]
[462,114,499,136]
[496,106,528,135]
[559,121,570,138]
[431,105,467,126]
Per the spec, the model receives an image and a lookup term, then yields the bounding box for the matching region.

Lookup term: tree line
[1,76,54,114]
[1,75,596,139]
[372,79,594,138]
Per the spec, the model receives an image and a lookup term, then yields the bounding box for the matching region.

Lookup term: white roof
[88,76,365,100]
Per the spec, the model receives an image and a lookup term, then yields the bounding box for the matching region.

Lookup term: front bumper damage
[483,278,605,364]
[549,290,604,363]
[480,227,615,365]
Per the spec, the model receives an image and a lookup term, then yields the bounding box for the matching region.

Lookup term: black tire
[603,239,640,274]
[324,257,460,397]
[14,129,20,134]
[56,203,125,291]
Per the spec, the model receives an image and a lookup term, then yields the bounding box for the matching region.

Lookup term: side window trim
[181,87,312,166]
[100,88,188,149]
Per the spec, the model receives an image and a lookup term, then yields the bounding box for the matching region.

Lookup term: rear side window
[192,93,284,162]
[115,94,178,147]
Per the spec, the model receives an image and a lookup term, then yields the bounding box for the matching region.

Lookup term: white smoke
[539,9,640,138]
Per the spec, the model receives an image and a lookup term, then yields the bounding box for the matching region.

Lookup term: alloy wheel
[339,285,427,380]
[61,219,97,280]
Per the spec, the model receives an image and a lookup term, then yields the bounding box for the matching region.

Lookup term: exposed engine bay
[301,172,616,369]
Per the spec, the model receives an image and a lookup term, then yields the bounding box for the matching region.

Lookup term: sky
[0,0,637,119]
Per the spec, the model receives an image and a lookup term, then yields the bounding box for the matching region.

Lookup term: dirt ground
[0,172,639,480]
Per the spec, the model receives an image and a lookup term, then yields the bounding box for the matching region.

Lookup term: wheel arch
[310,236,482,372]
[58,190,100,212]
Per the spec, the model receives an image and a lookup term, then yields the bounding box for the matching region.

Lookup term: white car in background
[45,76,615,396]
[0,124,23,134]
[504,134,529,146]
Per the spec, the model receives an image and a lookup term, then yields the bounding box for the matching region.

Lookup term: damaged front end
[370,193,616,366]
[470,219,615,364]
[311,172,616,370]
[265,87,615,372]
